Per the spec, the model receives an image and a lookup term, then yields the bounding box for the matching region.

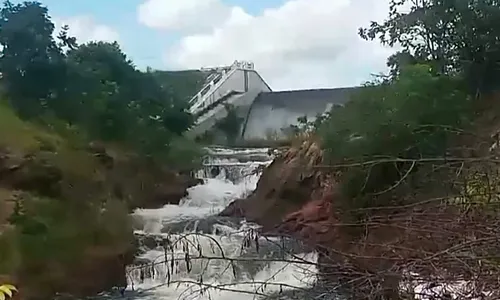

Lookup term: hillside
[0,102,200,299]
[152,70,209,102]
[0,2,205,299]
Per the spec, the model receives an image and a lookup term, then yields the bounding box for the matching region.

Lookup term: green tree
[215,104,244,144]
[0,0,64,118]
[319,64,472,214]
[56,24,77,51]
[359,0,500,92]
[64,41,196,162]
[64,41,137,139]
[0,0,198,166]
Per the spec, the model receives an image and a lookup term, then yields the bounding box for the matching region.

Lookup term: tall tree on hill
[64,41,137,139]
[0,0,64,117]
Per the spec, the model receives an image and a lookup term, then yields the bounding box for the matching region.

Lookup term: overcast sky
[25,0,396,90]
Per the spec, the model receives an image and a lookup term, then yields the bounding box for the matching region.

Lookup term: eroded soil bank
[218,136,500,299]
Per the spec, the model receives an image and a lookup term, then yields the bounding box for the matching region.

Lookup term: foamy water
[105,146,483,300]
[128,147,318,300]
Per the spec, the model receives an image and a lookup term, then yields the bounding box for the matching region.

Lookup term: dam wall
[241,87,356,140]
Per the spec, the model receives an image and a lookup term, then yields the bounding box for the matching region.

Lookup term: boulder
[134,174,202,209]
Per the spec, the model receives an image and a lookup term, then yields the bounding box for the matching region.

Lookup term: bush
[164,136,205,172]
[1,194,133,280]
[318,64,473,213]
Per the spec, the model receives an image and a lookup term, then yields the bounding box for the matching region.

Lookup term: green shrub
[164,136,205,172]
[318,64,473,213]
[2,193,133,273]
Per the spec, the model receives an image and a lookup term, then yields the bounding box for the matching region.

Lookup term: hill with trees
[0,1,204,298]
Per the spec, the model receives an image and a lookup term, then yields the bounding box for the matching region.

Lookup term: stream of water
[92,147,473,300]
[125,147,319,300]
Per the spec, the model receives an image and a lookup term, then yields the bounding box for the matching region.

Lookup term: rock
[218,199,246,218]
[219,139,327,231]
[142,174,202,209]
[140,235,159,250]
[132,257,151,266]
[150,184,188,207]
[161,216,241,234]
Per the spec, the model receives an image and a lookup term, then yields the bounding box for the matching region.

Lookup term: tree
[0,0,198,165]
[359,0,500,92]
[64,41,137,139]
[215,104,244,144]
[319,64,472,215]
[62,41,196,161]
[56,24,77,51]
[0,0,64,117]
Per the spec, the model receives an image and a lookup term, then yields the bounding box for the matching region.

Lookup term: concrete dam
[186,60,357,143]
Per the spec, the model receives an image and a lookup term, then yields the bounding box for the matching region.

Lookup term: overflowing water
[94,146,478,300]
[126,147,318,300]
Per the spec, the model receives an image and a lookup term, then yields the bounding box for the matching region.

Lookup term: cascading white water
[127,147,318,300]
[106,147,493,300]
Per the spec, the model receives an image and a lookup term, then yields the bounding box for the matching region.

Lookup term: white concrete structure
[189,60,271,119]
[187,61,357,142]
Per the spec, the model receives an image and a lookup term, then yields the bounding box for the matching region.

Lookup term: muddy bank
[219,140,329,231]
[216,140,407,297]
[219,135,500,299]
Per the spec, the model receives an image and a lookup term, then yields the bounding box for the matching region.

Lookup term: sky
[25,0,396,91]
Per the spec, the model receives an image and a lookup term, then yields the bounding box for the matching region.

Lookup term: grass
[152,70,209,102]
[0,103,100,178]
[0,103,134,298]
[0,103,61,152]
[0,188,15,229]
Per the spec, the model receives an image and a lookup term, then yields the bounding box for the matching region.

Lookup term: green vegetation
[309,0,500,219]
[0,1,201,165]
[195,104,245,146]
[152,70,209,102]
[214,104,245,144]
[0,284,17,299]
[0,1,204,298]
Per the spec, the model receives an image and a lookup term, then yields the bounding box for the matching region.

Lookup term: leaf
[0,285,17,292]
[0,285,16,298]
[0,288,10,298]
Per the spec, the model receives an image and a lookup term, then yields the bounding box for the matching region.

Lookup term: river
[125,147,319,300]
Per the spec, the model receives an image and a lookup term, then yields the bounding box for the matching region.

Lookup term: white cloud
[140,0,397,90]
[137,0,232,33]
[54,16,120,44]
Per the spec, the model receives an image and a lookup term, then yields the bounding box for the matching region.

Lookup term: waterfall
[125,147,318,300]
